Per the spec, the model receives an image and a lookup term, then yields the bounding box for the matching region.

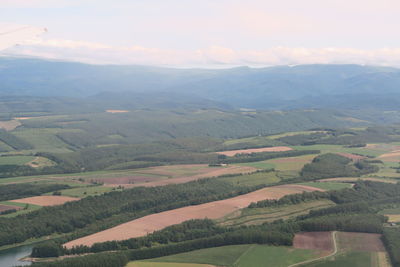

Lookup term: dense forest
[300,153,378,179]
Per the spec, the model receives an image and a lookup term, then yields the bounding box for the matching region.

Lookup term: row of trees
[250,181,400,209]
[382,228,400,267]
[0,183,70,201]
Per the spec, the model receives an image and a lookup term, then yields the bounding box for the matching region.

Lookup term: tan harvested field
[319,177,399,184]
[102,165,257,187]
[0,120,21,131]
[11,196,79,206]
[267,154,315,172]
[0,204,22,212]
[386,214,400,223]
[337,232,386,252]
[375,252,392,267]
[64,184,323,248]
[367,144,400,151]
[378,151,400,162]
[215,146,293,157]
[106,109,129,113]
[336,152,366,161]
[293,232,334,252]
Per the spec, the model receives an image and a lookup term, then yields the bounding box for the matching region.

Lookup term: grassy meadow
[140,245,320,267]
[219,199,335,227]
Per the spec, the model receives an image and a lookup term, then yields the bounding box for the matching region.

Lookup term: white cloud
[4,37,400,68]
[0,0,85,8]
[0,23,46,51]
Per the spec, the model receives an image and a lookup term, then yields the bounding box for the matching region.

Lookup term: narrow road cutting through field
[64,184,323,248]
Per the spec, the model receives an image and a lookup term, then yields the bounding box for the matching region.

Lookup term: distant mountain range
[2,57,400,110]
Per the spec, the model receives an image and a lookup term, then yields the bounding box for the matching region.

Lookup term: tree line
[0,183,70,201]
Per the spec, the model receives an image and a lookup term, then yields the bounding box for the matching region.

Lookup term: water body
[0,244,33,267]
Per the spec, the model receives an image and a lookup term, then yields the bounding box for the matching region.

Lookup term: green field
[149,244,250,266]
[234,245,320,267]
[265,154,316,172]
[219,199,335,227]
[366,161,400,178]
[299,182,353,191]
[218,171,280,187]
[12,128,80,153]
[145,245,320,267]
[0,155,35,165]
[237,161,275,169]
[291,144,383,157]
[307,251,373,267]
[222,136,285,147]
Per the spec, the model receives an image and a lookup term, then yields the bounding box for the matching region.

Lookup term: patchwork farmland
[64,184,323,248]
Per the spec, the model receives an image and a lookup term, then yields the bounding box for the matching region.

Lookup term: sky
[1,0,400,67]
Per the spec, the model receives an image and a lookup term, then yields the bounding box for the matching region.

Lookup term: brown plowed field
[11,196,80,206]
[0,120,21,131]
[0,204,22,212]
[336,153,366,161]
[103,165,257,188]
[215,146,293,157]
[64,184,323,248]
[378,152,400,162]
[293,232,334,252]
[337,232,386,252]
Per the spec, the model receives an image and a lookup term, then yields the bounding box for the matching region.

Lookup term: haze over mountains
[1,57,400,110]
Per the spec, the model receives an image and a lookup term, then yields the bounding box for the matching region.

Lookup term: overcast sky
[1,0,400,67]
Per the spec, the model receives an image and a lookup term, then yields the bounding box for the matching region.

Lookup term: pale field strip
[386,214,400,223]
[215,146,293,157]
[64,184,323,248]
[105,165,257,188]
[106,110,129,113]
[0,120,21,131]
[11,196,80,206]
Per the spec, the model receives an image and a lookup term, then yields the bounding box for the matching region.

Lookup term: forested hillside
[3,58,400,110]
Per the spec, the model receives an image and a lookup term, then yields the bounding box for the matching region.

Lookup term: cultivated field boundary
[288,231,338,267]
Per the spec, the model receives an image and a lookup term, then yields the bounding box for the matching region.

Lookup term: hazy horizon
[1,0,400,67]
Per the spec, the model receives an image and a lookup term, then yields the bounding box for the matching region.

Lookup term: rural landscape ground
[0,108,400,267]
[4,0,400,264]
